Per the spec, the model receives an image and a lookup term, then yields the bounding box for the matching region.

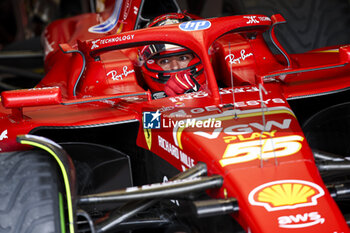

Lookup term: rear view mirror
[1,86,62,108]
[340,45,350,64]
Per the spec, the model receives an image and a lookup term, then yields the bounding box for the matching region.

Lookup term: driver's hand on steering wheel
[164,71,199,97]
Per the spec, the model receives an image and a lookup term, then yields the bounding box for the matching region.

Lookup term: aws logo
[248,180,325,212]
[278,211,325,228]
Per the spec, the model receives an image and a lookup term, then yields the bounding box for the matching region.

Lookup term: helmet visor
[140,43,199,73]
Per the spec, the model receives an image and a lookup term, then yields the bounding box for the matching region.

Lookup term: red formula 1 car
[1,0,350,232]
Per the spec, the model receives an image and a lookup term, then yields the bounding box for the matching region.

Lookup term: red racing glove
[164,71,199,97]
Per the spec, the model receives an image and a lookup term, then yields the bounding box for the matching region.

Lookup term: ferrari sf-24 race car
[1,0,350,233]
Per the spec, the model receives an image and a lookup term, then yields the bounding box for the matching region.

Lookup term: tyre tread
[0,151,61,233]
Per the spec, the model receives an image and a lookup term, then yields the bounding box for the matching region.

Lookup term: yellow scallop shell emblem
[248,180,325,211]
[257,183,316,207]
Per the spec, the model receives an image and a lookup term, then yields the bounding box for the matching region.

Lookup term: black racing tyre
[0,150,63,233]
[223,0,350,53]
[302,102,350,156]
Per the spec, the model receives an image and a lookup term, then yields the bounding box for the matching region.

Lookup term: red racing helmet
[140,13,204,93]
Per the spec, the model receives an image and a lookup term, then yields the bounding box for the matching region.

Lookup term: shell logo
[248,180,325,211]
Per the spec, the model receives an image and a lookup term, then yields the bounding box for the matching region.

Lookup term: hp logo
[179,20,211,31]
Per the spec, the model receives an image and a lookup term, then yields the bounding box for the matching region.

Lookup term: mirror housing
[1,86,62,108]
[340,45,350,64]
